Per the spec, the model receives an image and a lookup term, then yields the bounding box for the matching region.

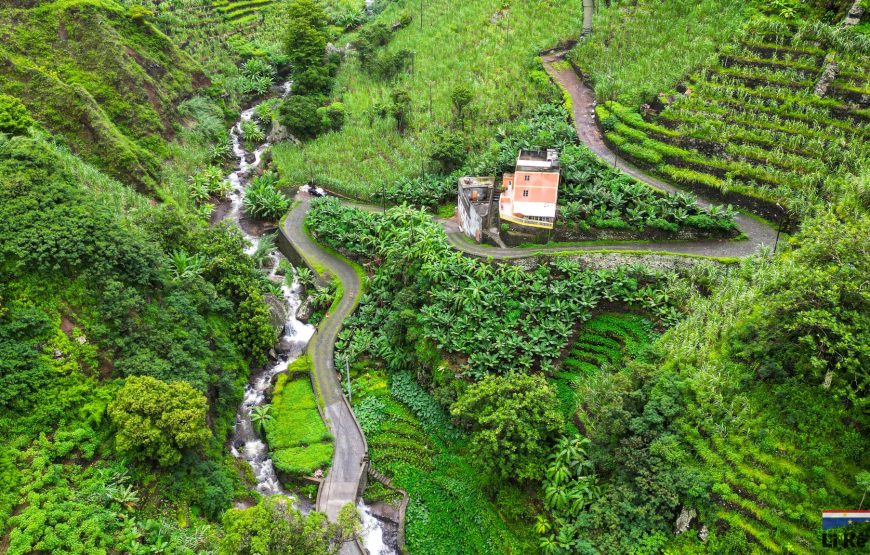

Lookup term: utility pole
[345,356,352,403]
[420,0,423,31]
[773,203,784,254]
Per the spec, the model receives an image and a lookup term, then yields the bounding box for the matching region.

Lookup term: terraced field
[595,19,870,218]
[552,313,654,424]
[213,0,273,24]
[350,367,538,553]
[679,405,862,553]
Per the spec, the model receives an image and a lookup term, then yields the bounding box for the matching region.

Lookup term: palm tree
[171,250,205,281]
[250,404,273,435]
[110,484,140,511]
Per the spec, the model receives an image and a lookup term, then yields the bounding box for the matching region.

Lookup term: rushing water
[225,81,316,501]
[221,81,394,554]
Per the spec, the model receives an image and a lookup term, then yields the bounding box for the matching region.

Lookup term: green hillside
[0,0,867,553]
[0,0,209,190]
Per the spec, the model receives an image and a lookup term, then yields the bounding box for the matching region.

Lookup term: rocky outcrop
[265,293,288,338]
[674,506,697,534]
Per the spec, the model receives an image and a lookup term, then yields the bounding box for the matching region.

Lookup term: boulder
[276,335,296,354]
[296,296,315,323]
[267,120,291,143]
[265,293,288,337]
[674,506,696,535]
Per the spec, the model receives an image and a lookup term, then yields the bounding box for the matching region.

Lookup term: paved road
[283,199,367,553]
[498,53,779,259]
[276,53,780,555]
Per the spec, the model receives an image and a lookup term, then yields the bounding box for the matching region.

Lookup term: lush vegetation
[0,127,277,551]
[306,197,732,549]
[3,0,868,552]
[309,198,704,376]
[273,0,587,198]
[220,496,357,554]
[351,365,539,553]
[264,357,334,480]
[591,14,870,218]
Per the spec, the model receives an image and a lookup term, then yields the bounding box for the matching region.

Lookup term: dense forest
[1,0,867,553]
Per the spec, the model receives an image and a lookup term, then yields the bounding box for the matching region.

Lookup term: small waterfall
[220,79,393,550]
[357,502,396,555]
[223,81,316,500]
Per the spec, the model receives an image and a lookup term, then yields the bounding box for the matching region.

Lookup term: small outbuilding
[457,176,496,242]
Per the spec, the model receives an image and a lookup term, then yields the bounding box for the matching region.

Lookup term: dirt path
[535,53,778,258]
[282,199,367,554]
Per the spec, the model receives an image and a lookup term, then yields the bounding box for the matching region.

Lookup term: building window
[522,190,529,197]
[524,175,530,182]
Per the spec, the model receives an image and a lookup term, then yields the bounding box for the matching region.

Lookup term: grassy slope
[265,357,334,478]
[0,0,208,191]
[274,0,585,198]
[569,0,748,106]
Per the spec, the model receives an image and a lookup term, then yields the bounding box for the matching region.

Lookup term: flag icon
[822,510,870,530]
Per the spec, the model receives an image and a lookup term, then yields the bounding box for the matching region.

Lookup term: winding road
[439,55,777,260]
[276,53,779,553]
[282,200,367,555]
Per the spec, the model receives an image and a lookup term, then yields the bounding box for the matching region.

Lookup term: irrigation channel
[218,82,393,554]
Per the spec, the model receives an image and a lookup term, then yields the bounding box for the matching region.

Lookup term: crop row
[553,314,653,422]
[681,415,860,553]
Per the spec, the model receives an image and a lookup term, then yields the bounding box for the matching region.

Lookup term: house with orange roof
[498,149,560,229]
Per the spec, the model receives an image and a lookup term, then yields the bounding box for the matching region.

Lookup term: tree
[279,95,324,140]
[429,127,466,172]
[285,0,327,73]
[108,376,210,467]
[0,94,33,136]
[250,404,274,435]
[450,85,474,130]
[389,87,412,134]
[220,497,347,554]
[292,66,333,97]
[451,372,565,481]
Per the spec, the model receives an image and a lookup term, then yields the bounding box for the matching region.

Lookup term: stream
[221,81,394,554]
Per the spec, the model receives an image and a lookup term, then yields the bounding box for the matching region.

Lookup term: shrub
[292,66,333,97]
[243,173,291,221]
[317,102,346,132]
[429,127,466,172]
[108,376,210,467]
[279,95,324,140]
[0,95,33,136]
